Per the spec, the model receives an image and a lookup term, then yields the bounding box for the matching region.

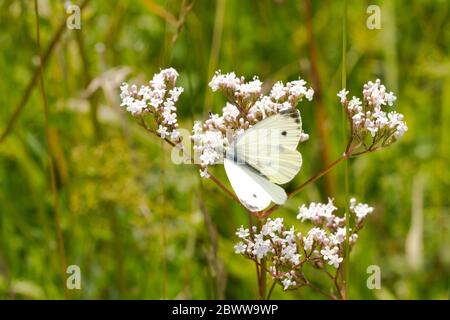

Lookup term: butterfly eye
[281,131,287,136]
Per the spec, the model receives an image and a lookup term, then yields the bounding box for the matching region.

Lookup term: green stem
[203,0,225,117]
[0,0,91,144]
[34,0,68,298]
[341,0,350,300]
[304,280,337,300]
[303,0,334,196]
[259,260,267,300]
[255,219,267,299]
[75,28,102,140]
[266,280,277,300]
[159,139,168,299]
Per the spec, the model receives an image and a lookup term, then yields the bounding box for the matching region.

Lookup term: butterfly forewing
[235,108,303,184]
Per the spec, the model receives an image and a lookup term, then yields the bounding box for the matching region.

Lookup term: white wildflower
[337,89,349,103]
[208,71,241,91]
[199,168,210,179]
[297,198,337,223]
[305,88,314,101]
[120,68,183,140]
[282,278,296,290]
[350,200,374,223]
[234,242,247,254]
[348,96,362,112]
[157,125,169,139]
[170,130,180,140]
[270,81,287,100]
[329,254,343,268]
[253,235,272,260]
[320,246,342,268]
[340,79,407,147]
[385,91,397,106]
[238,78,262,97]
[222,103,240,121]
[299,132,309,142]
[236,226,250,239]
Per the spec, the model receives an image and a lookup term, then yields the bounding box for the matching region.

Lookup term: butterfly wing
[224,158,287,212]
[234,108,303,184]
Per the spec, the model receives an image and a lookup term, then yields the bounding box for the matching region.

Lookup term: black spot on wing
[242,200,261,212]
[280,108,299,118]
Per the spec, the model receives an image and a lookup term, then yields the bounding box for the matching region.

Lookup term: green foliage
[0,0,448,299]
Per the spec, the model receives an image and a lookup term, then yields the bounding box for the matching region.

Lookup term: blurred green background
[0,0,449,299]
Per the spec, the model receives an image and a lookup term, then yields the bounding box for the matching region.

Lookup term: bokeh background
[0,0,449,299]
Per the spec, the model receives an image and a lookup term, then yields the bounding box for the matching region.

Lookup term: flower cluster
[120,68,183,142]
[338,79,407,149]
[192,71,313,177]
[234,198,373,290]
[296,198,372,270]
[234,218,303,290]
[350,197,374,224]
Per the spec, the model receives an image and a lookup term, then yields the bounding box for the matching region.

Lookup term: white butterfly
[224,108,303,212]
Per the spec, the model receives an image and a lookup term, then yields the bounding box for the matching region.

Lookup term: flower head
[119,68,184,143]
[337,89,349,103]
[339,79,407,149]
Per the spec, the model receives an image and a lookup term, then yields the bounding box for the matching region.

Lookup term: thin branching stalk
[258,258,267,300]
[261,154,348,218]
[334,264,345,300]
[255,218,267,299]
[34,0,67,298]
[109,205,126,295]
[105,1,130,66]
[183,49,225,298]
[0,0,91,144]
[198,193,226,299]
[304,280,337,300]
[266,280,277,300]
[152,1,197,298]
[341,0,350,300]
[203,0,225,117]
[260,139,379,219]
[75,28,102,140]
[172,0,195,45]
[303,0,335,197]
[141,0,178,27]
[159,1,171,299]
[159,139,168,299]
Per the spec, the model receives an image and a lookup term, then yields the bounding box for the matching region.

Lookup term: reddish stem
[260,154,347,218]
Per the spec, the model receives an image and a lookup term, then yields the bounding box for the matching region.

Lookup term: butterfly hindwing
[224,158,287,212]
